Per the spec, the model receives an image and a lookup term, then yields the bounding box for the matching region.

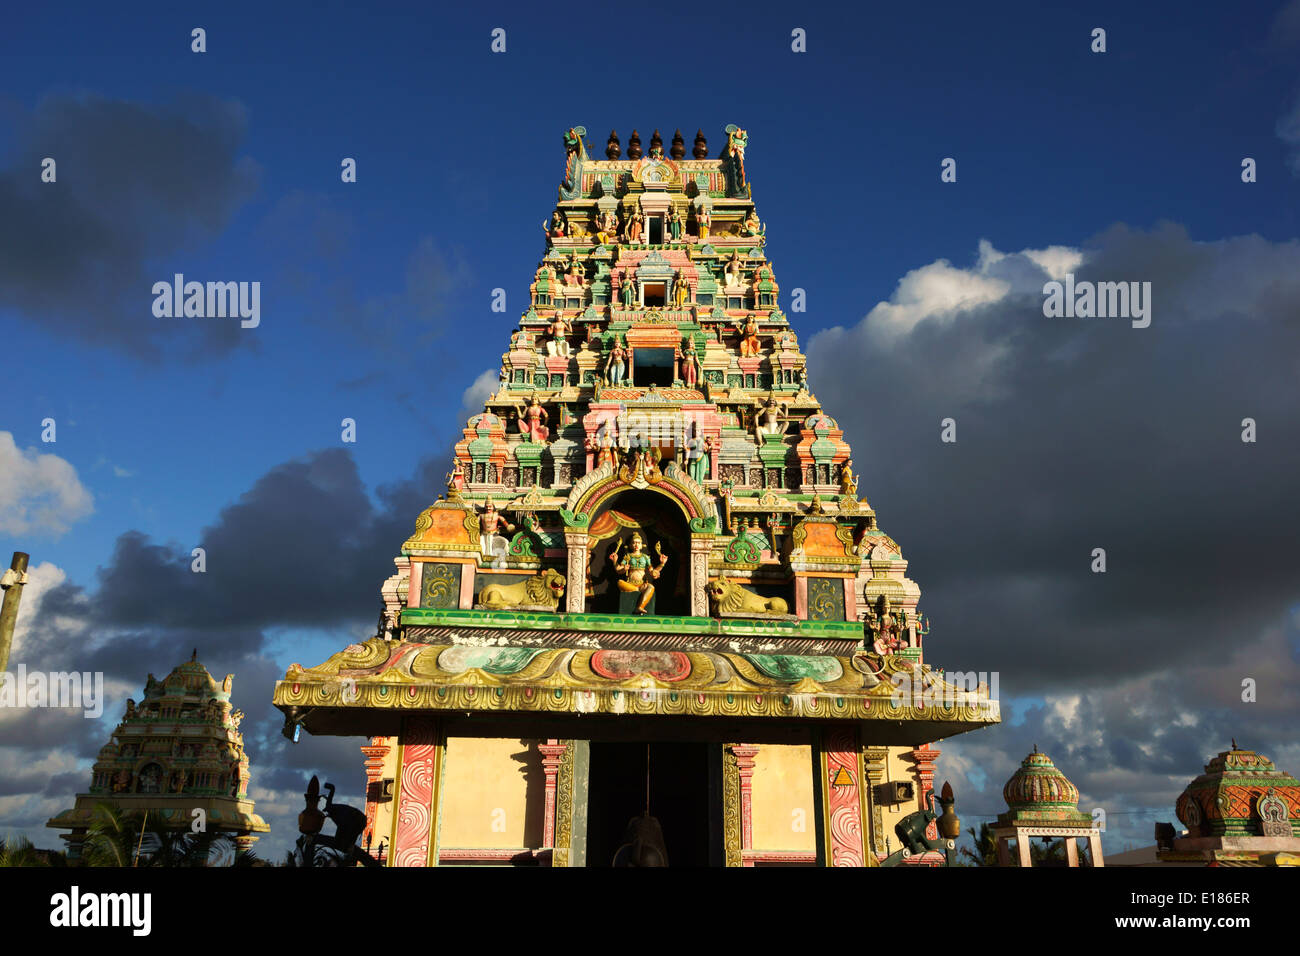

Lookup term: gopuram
[274,126,999,866]
[49,652,268,859]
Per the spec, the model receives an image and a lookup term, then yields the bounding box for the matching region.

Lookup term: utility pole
[0,552,30,674]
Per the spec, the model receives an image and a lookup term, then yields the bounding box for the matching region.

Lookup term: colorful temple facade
[273,125,999,866]
[992,749,1103,867]
[1157,742,1300,866]
[48,653,268,858]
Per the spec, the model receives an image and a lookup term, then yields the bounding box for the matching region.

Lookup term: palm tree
[81,803,226,867]
[80,802,139,867]
[0,835,49,867]
[958,822,998,866]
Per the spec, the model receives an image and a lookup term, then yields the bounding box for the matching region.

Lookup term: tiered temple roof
[274,126,997,743]
[49,652,268,855]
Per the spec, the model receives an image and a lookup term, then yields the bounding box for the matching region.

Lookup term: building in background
[274,125,999,866]
[48,652,268,859]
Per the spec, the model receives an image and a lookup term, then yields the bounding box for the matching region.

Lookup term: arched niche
[585,490,690,616]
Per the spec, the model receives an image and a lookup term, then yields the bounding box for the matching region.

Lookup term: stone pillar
[689,536,712,617]
[539,739,568,848]
[1065,836,1079,867]
[565,532,589,613]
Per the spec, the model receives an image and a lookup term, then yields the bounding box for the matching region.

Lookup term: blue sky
[2,0,1299,861]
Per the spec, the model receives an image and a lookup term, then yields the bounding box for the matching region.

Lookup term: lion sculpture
[479,568,567,610]
[706,576,788,616]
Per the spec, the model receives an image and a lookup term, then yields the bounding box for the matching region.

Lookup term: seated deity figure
[612,532,668,615]
[755,396,786,438]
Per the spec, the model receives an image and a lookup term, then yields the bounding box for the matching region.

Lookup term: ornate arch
[561,460,718,534]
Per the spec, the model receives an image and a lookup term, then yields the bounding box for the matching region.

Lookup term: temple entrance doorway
[585,741,714,867]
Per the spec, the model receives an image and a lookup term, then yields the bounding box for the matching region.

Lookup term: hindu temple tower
[274,125,999,866]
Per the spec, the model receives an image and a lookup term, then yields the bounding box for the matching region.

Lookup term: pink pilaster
[391,717,440,867]
[731,744,760,865]
[360,735,391,849]
[821,725,865,866]
[539,739,568,848]
[908,743,941,841]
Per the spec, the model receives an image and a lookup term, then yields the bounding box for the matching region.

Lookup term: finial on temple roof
[606,130,621,159]
[693,129,708,159]
[627,129,642,160]
[1232,737,1239,750]
[649,129,663,159]
[670,129,685,160]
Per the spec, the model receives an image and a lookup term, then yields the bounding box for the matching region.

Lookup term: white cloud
[457,367,499,425]
[0,432,93,536]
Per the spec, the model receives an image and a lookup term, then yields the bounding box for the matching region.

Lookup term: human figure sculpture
[669,207,684,241]
[627,209,644,243]
[741,209,763,237]
[672,270,689,309]
[839,458,858,497]
[565,253,584,286]
[547,314,571,357]
[612,532,668,615]
[620,273,636,309]
[738,315,761,357]
[681,339,700,388]
[686,432,711,484]
[517,397,550,443]
[587,426,618,470]
[755,396,786,438]
[447,458,466,493]
[697,205,711,240]
[595,211,616,245]
[605,339,627,384]
[724,251,744,287]
[548,210,567,237]
[478,501,516,557]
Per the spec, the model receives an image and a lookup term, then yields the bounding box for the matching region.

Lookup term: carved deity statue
[724,251,744,287]
[738,315,761,357]
[595,211,617,245]
[741,208,763,237]
[587,425,619,470]
[679,338,700,389]
[630,209,644,243]
[697,205,711,240]
[685,431,712,484]
[447,458,466,494]
[605,338,627,385]
[612,532,668,615]
[547,313,571,357]
[839,458,858,497]
[548,210,567,238]
[517,397,550,443]
[669,207,685,241]
[620,273,636,309]
[478,501,516,557]
[755,396,786,438]
[671,269,689,309]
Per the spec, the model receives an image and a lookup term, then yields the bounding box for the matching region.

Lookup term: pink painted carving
[591,649,691,682]
[824,726,864,867]
[392,717,439,867]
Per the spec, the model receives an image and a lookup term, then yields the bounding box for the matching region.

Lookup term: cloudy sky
[2,1,1299,861]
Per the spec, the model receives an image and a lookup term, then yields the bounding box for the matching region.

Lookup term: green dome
[998,749,1092,828]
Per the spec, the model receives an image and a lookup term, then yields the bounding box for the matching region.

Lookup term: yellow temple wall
[750,743,816,853]
[437,736,544,850]
[373,736,398,852]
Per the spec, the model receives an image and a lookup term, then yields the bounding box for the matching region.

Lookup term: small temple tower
[274,125,999,866]
[992,749,1103,867]
[48,652,268,859]
[1157,741,1300,865]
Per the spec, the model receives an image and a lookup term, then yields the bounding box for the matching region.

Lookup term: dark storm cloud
[807,223,1300,844]
[0,92,260,358]
[39,448,445,632]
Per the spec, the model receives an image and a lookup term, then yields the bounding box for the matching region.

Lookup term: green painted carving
[724,536,761,564]
[559,508,590,528]
[420,563,462,609]
[806,576,846,622]
[744,654,843,683]
[437,645,544,675]
[689,515,718,534]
